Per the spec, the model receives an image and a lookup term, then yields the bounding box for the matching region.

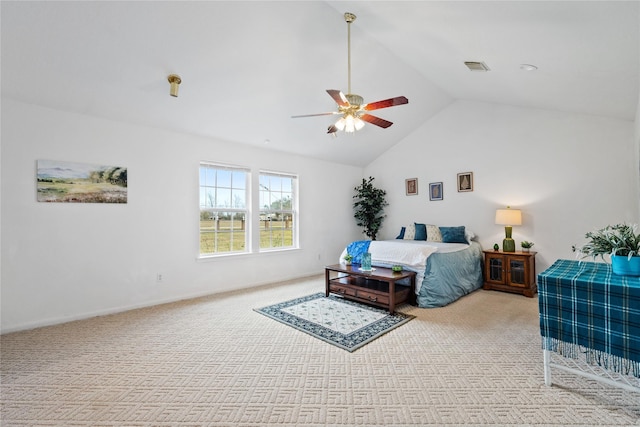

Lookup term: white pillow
[426,224,442,242]
[465,229,476,243]
[403,223,416,240]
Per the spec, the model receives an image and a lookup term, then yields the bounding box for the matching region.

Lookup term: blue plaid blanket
[538,259,640,377]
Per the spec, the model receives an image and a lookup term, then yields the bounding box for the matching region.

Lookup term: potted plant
[353,176,388,241]
[572,223,640,276]
[343,254,353,266]
[521,241,534,253]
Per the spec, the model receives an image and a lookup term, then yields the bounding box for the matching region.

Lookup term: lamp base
[503,238,516,252]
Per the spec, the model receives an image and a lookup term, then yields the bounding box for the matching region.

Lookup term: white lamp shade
[334,114,365,133]
[344,115,356,132]
[495,208,522,226]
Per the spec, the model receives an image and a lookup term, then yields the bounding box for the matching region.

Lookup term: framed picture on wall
[36,159,128,203]
[457,172,473,192]
[429,182,443,201]
[405,178,418,195]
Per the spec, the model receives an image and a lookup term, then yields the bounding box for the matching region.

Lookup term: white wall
[637,8,640,218]
[3,98,638,332]
[1,99,363,332]
[636,93,640,216]
[366,100,639,273]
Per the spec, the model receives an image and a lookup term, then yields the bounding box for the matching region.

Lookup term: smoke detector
[520,64,538,71]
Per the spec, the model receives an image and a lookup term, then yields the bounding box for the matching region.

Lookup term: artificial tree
[353,176,388,240]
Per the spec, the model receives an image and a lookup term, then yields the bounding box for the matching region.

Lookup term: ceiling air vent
[464,61,490,72]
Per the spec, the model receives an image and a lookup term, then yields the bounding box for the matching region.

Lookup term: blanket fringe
[542,337,640,378]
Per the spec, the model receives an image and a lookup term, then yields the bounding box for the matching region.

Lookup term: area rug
[254,292,415,352]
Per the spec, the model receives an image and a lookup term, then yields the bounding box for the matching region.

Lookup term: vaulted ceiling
[2,1,638,167]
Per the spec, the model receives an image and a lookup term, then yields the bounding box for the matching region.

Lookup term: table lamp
[495,207,522,252]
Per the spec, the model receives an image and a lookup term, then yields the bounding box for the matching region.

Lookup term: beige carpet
[1,275,639,426]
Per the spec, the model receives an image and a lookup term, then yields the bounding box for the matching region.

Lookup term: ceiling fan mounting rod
[345,12,356,95]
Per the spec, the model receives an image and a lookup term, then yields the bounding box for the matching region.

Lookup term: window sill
[197,247,300,261]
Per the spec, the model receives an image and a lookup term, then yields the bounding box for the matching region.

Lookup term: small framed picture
[405,178,418,196]
[457,172,473,192]
[429,182,443,201]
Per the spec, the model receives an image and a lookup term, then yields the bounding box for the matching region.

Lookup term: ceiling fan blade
[363,96,409,111]
[326,89,350,107]
[361,114,393,129]
[291,112,339,118]
[327,124,339,134]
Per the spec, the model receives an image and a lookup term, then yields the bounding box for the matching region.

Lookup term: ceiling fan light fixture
[335,114,365,133]
[344,115,356,133]
[354,116,365,131]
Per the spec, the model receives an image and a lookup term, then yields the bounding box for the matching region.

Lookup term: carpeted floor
[1,275,639,426]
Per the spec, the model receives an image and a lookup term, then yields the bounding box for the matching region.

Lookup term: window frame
[199,162,251,258]
[258,170,299,252]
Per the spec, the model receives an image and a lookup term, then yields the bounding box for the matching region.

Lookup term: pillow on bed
[403,223,416,240]
[465,229,476,243]
[426,224,443,242]
[395,227,406,239]
[414,223,427,240]
[439,226,467,244]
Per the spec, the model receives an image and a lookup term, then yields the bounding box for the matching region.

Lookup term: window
[259,171,297,250]
[199,163,249,256]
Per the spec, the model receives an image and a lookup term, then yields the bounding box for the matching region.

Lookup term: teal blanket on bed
[416,241,484,308]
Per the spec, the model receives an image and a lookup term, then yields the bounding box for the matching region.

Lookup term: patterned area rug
[255,293,414,352]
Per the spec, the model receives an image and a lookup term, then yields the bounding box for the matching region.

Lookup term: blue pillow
[414,223,427,240]
[396,227,406,239]
[439,226,467,243]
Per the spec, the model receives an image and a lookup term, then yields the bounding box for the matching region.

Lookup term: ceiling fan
[292,12,408,136]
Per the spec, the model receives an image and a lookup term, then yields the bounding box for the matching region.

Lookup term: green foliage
[353,177,388,241]
[269,195,291,210]
[572,223,640,260]
[89,167,127,187]
[521,241,534,248]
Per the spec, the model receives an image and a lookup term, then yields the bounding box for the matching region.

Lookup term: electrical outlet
[156,273,163,283]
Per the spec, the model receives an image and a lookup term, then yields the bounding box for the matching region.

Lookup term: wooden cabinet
[483,250,537,297]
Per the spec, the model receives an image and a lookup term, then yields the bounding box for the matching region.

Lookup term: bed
[339,224,484,308]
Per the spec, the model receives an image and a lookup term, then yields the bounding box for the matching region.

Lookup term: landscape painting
[37,160,127,203]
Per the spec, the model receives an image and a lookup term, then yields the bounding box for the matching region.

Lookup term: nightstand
[483,250,537,297]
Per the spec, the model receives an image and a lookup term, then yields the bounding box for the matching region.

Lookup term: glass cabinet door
[488,257,504,282]
[509,258,526,285]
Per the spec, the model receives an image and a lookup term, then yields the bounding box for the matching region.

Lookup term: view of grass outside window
[259,172,297,250]
[199,164,249,256]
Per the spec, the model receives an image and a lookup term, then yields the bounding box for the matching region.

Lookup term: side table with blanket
[537,259,640,392]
